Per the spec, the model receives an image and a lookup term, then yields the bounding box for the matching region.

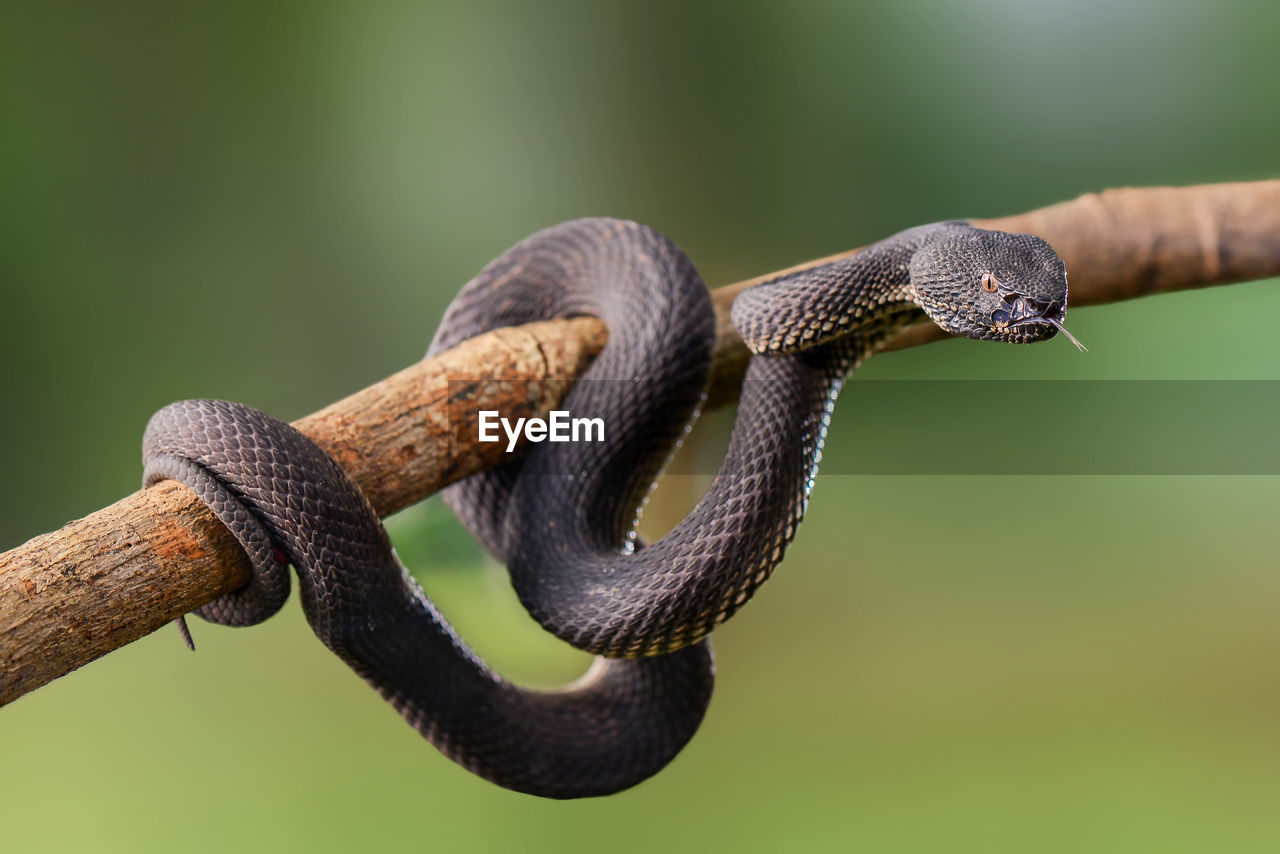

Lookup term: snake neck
[730,223,956,359]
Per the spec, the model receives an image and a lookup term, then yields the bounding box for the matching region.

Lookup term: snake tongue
[1009,312,1087,351]
[1040,316,1088,351]
[1003,295,1086,350]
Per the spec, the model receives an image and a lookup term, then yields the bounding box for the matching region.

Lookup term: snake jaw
[984,292,1064,342]
[985,291,1087,350]
[916,288,1073,346]
[1012,314,1088,351]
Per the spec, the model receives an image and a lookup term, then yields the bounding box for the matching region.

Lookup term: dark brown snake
[143,218,1070,798]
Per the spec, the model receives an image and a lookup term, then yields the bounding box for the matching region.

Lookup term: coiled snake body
[144,218,1069,798]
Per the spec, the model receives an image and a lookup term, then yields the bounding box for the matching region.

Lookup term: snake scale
[143,217,1070,798]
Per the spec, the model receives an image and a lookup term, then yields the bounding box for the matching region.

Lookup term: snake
[143,217,1071,799]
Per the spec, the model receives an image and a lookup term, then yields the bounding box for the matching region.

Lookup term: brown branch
[0,319,608,705]
[3,180,1278,705]
[707,181,1280,399]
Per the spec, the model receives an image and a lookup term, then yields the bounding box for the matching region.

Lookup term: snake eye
[981,273,998,293]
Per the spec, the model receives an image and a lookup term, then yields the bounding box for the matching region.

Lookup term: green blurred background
[3,1,1279,851]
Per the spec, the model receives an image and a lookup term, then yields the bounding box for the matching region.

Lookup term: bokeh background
[3,1,1279,851]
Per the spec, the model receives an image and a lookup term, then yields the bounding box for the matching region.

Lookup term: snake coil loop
[144,217,1068,797]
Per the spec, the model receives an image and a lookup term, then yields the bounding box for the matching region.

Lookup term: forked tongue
[1043,316,1087,352]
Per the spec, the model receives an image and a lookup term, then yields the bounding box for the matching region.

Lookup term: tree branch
[3,180,1278,705]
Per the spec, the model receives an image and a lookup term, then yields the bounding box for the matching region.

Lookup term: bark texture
[2,181,1278,705]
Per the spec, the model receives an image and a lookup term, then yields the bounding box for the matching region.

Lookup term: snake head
[910,226,1079,348]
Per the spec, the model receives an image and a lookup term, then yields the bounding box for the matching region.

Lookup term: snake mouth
[994,295,1062,327]
[988,298,1086,350]
[983,294,1087,350]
